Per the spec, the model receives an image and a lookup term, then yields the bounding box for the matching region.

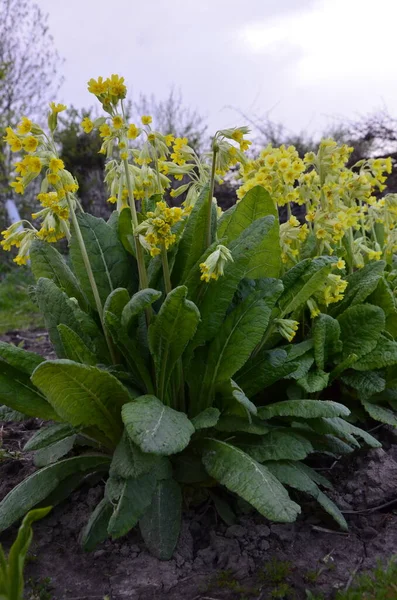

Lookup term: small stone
[255,524,271,538]
[94,550,106,558]
[119,546,130,557]
[225,525,247,538]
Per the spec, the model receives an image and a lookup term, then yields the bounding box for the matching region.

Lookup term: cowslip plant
[0,507,51,600]
[0,76,383,560]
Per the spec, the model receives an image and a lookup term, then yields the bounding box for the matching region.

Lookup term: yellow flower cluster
[1,108,79,264]
[275,318,299,342]
[87,74,127,108]
[239,139,394,270]
[136,201,187,257]
[199,245,234,283]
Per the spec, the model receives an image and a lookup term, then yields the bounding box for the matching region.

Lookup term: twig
[344,557,364,592]
[311,525,349,536]
[342,498,397,514]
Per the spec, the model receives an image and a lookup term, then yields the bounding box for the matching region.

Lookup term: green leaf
[208,491,236,526]
[108,474,157,539]
[308,417,381,448]
[352,334,397,371]
[257,399,350,420]
[237,429,313,462]
[341,370,386,401]
[148,286,200,399]
[121,288,162,332]
[217,379,258,417]
[0,455,110,532]
[122,395,195,455]
[215,415,269,434]
[191,408,220,430]
[35,278,107,360]
[201,439,300,522]
[0,360,58,421]
[110,432,171,480]
[192,283,282,410]
[218,185,277,242]
[30,238,87,310]
[362,401,397,427]
[139,478,182,560]
[32,360,131,445]
[0,341,44,375]
[338,304,385,360]
[33,436,76,467]
[279,257,335,316]
[188,216,277,348]
[172,184,210,285]
[2,506,52,600]
[0,406,26,422]
[70,212,136,308]
[330,260,385,317]
[118,207,135,255]
[312,314,341,370]
[265,461,347,530]
[24,424,77,451]
[297,370,329,393]
[81,498,113,552]
[236,348,298,398]
[57,324,98,365]
[368,277,397,337]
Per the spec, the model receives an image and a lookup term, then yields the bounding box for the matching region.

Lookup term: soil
[2,331,397,599]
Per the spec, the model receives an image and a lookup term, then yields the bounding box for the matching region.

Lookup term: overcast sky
[35,0,397,138]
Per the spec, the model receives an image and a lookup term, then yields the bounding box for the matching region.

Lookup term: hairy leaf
[362,401,397,426]
[353,334,397,371]
[338,304,385,360]
[330,260,385,317]
[279,257,335,316]
[191,408,221,430]
[237,429,313,462]
[202,439,300,522]
[0,455,110,532]
[257,399,350,420]
[108,474,157,539]
[312,314,341,370]
[24,424,77,451]
[122,395,195,455]
[57,324,98,365]
[81,498,113,552]
[110,432,171,480]
[0,341,44,375]
[139,478,182,560]
[32,360,131,445]
[236,348,298,398]
[121,288,162,332]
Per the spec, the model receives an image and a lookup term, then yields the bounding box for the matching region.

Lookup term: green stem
[206,148,218,248]
[161,244,172,295]
[68,198,117,364]
[123,158,151,322]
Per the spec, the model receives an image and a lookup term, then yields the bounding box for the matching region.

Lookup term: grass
[335,556,397,599]
[0,268,43,334]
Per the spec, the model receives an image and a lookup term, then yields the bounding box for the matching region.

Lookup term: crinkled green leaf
[362,400,397,427]
[217,379,257,417]
[202,438,300,522]
[0,341,44,375]
[108,474,156,539]
[279,257,335,316]
[265,461,347,530]
[122,395,195,455]
[341,370,386,401]
[0,455,110,532]
[139,478,182,560]
[0,360,58,421]
[81,498,113,552]
[118,207,135,255]
[353,334,397,371]
[57,324,98,365]
[32,360,131,445]
[121,288,162,332]
[236,348,298,398]
[312,314,341,370]
[148,286,200,399]
[257,399,350,420]
[215,415,269,434]
[308,417,381,448]
[110,432,171,480]
[298,369,329,393]
[338,304,385,361]
[33,436,76,467]
[191,407,220,430]
[30,238,87,310]
[24,424,77,451]
[237,428,313,462]
[330,260,385,317]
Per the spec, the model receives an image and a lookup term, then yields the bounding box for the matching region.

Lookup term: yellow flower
[141,115,152,125]
[99,124,111,138]
[50,102,67,114]
[316,228,327,240]
[107,196,117,204]
[81,117,94,133]
[17,117,32,135]
[288,215,300,227]
[106,74,127,99]
[27,156,42,174]
[47,173,60,185]
[275,318,299,342]
[335,259,346,270]
[49,158,65,173]
[165,134,175,146]
[120,152,128,160]
[112,115,123,129]
[368,250,382,261]
[10,178,24,194]
[22,136,39,152]
[127,124,139,139]
[87,76,108,95]
[278,158,290,171]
